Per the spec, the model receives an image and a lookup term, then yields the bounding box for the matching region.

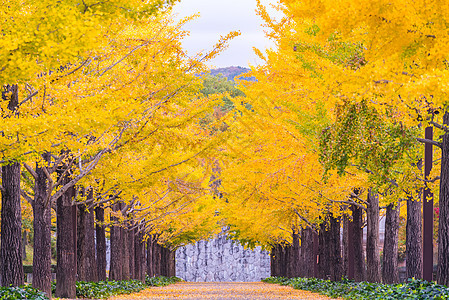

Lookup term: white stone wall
[175,234,270,282]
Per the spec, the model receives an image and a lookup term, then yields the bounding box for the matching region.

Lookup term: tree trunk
[342,214,350,278]
[77,197,98,282]
[301,227,315,278]
[438,112,449,285]
[77,204,86,280]
[55,184,76,298]
[95,205,107,281]
[109,203,123,281]
[121,226,130,280]
[406,195,422,279]
[270,244,282,277]
[32,156,52,298]
[366,191,381,282]
[382,202,400,284]
[160,246,167,277]
[168,248,176,277]
[289,231,300,278]
[135,230,145,281]
[146,237,154,277]
[329,215,342,281]
[1,162,24,287]
[318,215,342,281]
[153,241,162,277]
[128,226,135,279]
[351,205,366,281]
[318,221,330,280]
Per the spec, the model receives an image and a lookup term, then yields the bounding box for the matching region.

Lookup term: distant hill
[209,66,256,82]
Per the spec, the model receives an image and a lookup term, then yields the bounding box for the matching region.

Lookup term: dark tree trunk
[128,226,135,280]
[55,184,76,298]
[406,195,422,279]
[280,246,287,277]
[160,247,167,277]
[351,205,366,281]
[95,205,107,281]
[121,226,130,280]
[438,112,449,286]
[77,197,98,282]
[95,205,106,281]
[146,237,154,277]
[77,204,86,280]
[301,227,315,278]
[135,230,145,281]
[382,202,400,284]
[270,244,283,277]
[318,221,330,280]
[288,231,300,278]
[167,248,176,277]
[1,162,24,287]
[32,156,52,298]
[318,215,342,281]
[329,215,342,281]
[342,214,350,278]
[366,191,381,282]
[109,203,123,281]
[153,241,162,277]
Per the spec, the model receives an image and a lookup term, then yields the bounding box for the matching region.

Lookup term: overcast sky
[172,0,282,68]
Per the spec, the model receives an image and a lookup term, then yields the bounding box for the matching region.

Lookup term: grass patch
[263,276,449,300]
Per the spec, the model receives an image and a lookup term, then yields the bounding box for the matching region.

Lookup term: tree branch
[20,189,34,204]
[416,137,441,148]
[23,163,37,180]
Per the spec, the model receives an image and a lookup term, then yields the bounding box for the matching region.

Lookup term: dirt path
[109,282,338,299]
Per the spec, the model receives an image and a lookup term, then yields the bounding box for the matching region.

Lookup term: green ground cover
[263,276,449,300]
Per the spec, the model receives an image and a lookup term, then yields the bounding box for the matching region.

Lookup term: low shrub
[75,279,147,299]
[145,275,182,287]
[0,285,48,300]
[50,276,182,299]
[263,276,449,300]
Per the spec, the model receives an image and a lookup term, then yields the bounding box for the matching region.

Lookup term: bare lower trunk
[55,184,76,298]
[128,226,135,280]
[32,156,52,298]
[109,203,123,280]
[288,231,300,278]
[300,227,315,278]
[270,244,285,277]
[146,237,154,277]
[366,191,381,282]
[318,221,330,280]
[121,226,130,280]
[329,215,342,281]
[382,202,400,283]
[135,230,145,281]
[318,215,342,281]
[167,248,176,277]
[153,241,162,277]
[438,112,449,285]
[352,205,366,281]
[342,214,349,278]
[77,198,98,282]
[406,195,422,279]
[1,162,24,287]
[95,205,107,281]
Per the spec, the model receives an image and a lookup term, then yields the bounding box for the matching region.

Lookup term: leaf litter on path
[110,282,340,299]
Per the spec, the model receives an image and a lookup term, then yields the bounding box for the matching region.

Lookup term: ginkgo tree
[215,0,446,284]
[2,1,239,298]
[274,0,449,284]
